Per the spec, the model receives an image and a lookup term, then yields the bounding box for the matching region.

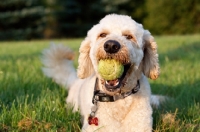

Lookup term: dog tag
[88,116,98,126]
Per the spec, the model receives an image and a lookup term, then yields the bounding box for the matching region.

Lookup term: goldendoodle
[42,14,161,132]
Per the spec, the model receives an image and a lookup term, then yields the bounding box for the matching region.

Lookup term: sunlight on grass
[0,35,200,131]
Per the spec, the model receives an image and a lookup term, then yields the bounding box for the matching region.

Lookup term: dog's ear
[142,30,159,80]
[77,37,94,79]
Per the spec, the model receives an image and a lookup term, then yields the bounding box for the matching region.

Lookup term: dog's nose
[104,40,121,53]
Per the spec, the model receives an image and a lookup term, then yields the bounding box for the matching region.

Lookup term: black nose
[104,40,121,54]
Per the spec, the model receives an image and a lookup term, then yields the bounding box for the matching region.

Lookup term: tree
[144,0,200,34]
[0,0,46,40]
[44,0,107,38]
[102,0,146,23]
[49,0,147,38]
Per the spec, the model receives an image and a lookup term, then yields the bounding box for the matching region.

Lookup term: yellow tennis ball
[98,59,124,80]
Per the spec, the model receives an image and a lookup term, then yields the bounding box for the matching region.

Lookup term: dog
[42,14,161,132]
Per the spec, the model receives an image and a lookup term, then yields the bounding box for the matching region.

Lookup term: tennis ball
[98,59,124,80]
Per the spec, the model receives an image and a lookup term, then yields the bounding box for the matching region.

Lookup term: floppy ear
[142,30,160,80]
[77,37,94,79]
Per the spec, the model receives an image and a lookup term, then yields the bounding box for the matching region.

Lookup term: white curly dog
[42,14,163,132]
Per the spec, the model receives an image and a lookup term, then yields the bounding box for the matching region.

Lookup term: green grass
[0,35,200,131]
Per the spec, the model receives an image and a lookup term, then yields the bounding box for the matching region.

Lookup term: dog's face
[77,14,159,95]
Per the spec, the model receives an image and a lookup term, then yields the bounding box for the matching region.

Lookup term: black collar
[92,78,140,104]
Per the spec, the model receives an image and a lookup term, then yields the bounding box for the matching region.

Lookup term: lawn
[0,35,200,132]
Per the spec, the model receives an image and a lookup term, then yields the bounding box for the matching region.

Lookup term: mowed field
[0,35,200,132]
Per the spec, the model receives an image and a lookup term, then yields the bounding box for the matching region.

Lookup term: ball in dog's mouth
[104,64,131,92]
[98,59,124,81]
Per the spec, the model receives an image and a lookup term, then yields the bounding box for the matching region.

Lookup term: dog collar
[92,78,140,103]
[88,78,140,125]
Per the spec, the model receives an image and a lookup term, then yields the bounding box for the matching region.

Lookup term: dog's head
[77,14,159,95]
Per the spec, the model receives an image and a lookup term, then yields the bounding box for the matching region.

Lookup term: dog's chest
[97,96,134,122]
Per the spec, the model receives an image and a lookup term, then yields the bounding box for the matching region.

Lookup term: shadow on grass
[152,40,200,131]
[152,80,200,131]
[0,51,81,131]
[159,41,200,64]
[0,50,51,106]
[153,39,200,103]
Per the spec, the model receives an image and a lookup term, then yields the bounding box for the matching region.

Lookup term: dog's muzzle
[104,40,121,53]
[98,40,132,93]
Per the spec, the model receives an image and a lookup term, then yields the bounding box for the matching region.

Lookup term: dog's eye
[124,34,133,39]
[99,33,107,38]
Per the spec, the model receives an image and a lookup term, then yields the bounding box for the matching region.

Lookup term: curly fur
[41,14,163,132]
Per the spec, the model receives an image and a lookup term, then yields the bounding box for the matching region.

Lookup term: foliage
[0,0,200,40]
[144,0,200,34]
[0,35,200,131]
[47,0,146,38]
[44,0,107,38]
[102,0,146,23]
[0,0,46,40]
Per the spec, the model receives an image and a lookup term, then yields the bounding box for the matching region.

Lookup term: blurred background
[0,0,199,40]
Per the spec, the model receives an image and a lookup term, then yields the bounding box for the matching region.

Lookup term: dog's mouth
[102,64,131,92]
